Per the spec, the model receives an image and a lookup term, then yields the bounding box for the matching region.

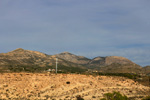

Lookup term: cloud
[0,0,150,66]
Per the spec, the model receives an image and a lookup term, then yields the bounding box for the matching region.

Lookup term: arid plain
[0,73,149,100]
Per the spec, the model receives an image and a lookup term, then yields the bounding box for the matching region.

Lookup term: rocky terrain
[0,73,149,100]
[0,48,149,74]
[55,52,90,65]
[89,56,134,66]
[0,48,85,70]
[143,66,150,75]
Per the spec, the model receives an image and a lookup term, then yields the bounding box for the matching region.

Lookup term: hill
[0,48,147,74]
[89,56,134,66]
[55,52,90,65]
[87,56,142,74]
[0,48,86,73]
[0,73,149,100]
[143,66,150,75]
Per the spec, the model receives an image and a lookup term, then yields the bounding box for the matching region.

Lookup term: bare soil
[0,73,149,100]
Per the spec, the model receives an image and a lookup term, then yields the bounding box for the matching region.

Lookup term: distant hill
[89,56,134,66]
[0,48,86,73]
[88,56,142,74]
[55,52,90,65]
[142,66,150,75]
[0,48,147,74]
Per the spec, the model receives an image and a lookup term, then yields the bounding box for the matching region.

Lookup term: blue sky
[0,0,150,66]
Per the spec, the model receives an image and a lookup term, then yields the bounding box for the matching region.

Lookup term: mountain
[89,56,134,66]
[0,48,49,66]
[0,48,87,72]
[55,52,90,65]
[88,57,105,67]
[0,48,146,74]
[88,56,142,73]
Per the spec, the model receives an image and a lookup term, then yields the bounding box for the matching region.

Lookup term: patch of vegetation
[88,72,150,87]
[142,96,150,100]
[0,64,87,73]
[97,72,139,79]
[76,95,84,100]
[7,65,53,73]
[100,91,128,100]
[58,65,87,73]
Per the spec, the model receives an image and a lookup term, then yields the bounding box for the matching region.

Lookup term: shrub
[142,96,150,100]
[100,91,128,100]
[76,95,84,100]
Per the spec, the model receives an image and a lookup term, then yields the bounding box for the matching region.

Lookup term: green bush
[76,95,84,100]
[97,72,138,79]
[100,91,128,100]
[142,96,150,100]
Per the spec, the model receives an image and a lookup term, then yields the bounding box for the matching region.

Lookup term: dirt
[0,73,149,100]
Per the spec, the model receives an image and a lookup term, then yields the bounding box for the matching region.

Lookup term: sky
[0,0,150,66]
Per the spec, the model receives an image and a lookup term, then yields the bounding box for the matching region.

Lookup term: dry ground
[0,73,149,100]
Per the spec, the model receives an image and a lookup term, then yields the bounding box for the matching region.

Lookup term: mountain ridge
[0,48,148,74]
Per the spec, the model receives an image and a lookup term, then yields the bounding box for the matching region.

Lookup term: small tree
[101,91,128,100]
[76,95,84,100]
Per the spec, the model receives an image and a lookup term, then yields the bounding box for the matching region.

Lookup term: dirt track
[0,73,149,100]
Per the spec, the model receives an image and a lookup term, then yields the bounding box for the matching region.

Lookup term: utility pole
[56,58,58,74]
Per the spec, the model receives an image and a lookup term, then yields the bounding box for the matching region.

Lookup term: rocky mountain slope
[0,48,87,73]
[0,48,48,66]
[88,56,142,73]
[0,48,147,74]
[0,48,84,67]
[143,66,150,75]
[55,52,90,65]
[89,56,135,66]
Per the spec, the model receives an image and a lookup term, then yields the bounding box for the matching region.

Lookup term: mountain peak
[107,56,129,60]
[55,52,90,65]
[61,51,72,54]
[16,48,24,50]
[9,48,25,53]
[58,52,74,56]
[15,48,24,51]
[105,56,134,65]
[6,48,47,58]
